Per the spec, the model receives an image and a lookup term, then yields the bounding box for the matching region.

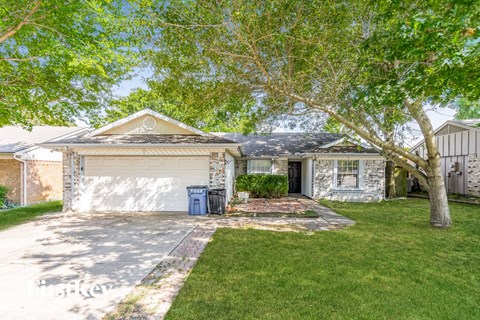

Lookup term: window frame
[247,159,273,174]
[333,159,364,190]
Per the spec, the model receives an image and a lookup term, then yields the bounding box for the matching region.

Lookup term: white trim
[358,159,365,189]
[13,154,27,206]
[87,108,211,137]
[247,159,273,174]
[241,153,383,159]
[333,159,363,191]
[43,143,242,148]
[44,127,90,143]
[8,127,88,156]
[320,137,348,149]
[313,153,384,160]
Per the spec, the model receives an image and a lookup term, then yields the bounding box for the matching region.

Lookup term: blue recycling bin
[187,185,208,215]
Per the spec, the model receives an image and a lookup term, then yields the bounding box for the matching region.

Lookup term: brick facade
[26,160,63,204]
[209,152,226,188]
[313,158,385,202]
[0,159,21,203]
[272,158,288,175]
[0,159,63,205]
[62,151,81,211]
[235,159,247,177]
[468,154,480,196]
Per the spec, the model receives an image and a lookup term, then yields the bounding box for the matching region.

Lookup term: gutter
[41,143,243,149]
[301,152,384,157]
[13,153,27,206]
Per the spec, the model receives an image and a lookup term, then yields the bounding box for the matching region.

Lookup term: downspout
[13,154,27,206]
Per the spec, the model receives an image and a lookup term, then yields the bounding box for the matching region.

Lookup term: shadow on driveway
[0,211,198,320]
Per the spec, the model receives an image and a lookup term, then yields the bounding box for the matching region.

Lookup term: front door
[288,162,302,193]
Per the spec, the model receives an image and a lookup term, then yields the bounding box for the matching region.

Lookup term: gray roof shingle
[213,132,374,156]
[453,119,480,128]
[0,126,86,153]
[47,134,238,145]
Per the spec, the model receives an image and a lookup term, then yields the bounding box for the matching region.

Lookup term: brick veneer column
[209,152,225,188]
[63,151,81,211]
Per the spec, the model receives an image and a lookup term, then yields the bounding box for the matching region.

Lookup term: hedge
[0,185,9,207]
[236,174,288,198]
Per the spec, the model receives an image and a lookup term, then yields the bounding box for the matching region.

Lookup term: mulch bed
[231,197,314,215]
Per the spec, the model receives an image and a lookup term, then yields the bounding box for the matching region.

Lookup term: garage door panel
[79,156,209,212]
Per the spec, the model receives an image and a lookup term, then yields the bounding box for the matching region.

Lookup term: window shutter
[247,160,252,174]
[358,160,365,189]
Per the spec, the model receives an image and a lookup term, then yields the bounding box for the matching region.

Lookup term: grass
[410,191,480,204]
[165,199,480,320]
[0,201,62,231]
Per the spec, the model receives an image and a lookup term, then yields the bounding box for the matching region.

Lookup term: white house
[44,109,385,212]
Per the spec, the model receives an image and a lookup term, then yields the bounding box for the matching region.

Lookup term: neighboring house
[44,108,385,212]
[411,119,480,196]
[0,126,88,205]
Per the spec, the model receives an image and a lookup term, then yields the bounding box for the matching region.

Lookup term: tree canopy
[143,0,480,226]
[454,98,480,120]
[0,0,141,127]
[95,82,261,132]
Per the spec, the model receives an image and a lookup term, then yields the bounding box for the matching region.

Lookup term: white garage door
[78,156,210,212]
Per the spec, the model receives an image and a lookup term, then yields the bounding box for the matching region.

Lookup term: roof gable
[89,109,209,137]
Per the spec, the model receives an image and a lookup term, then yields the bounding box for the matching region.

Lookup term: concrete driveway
[0,211,199,320]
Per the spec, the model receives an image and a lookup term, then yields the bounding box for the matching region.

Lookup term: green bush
[236,174,288,198]
[0,185,9,208]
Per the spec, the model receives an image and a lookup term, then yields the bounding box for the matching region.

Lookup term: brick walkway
[106,199,354,319]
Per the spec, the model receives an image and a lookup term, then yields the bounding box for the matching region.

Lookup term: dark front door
[288,162,302,193]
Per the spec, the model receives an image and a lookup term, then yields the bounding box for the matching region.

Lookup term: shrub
[236,174,288,198]
[0,185,9,208]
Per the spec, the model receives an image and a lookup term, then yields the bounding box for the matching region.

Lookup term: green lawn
[0,201,62,230]
[166,199,480,320]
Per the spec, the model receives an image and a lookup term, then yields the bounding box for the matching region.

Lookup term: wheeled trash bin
[209,188,226,214]
[187,185,208,215]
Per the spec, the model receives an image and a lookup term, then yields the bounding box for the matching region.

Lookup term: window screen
[248,160,272,174]
[336,160,359,188]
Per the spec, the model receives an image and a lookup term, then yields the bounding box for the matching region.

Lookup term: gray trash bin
[187,185,208,215]
[209,188,226,214]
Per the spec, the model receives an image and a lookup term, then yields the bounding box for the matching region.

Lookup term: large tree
[454,98,480,120]
[95,82,261,132]
[146,0,480,227]
[0,0,141,127]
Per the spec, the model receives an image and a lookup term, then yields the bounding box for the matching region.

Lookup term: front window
[248,159,272,174]
[336,160,359,188]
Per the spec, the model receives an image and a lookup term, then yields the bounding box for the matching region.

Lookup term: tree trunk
[385,160,396,198]
[425,156,451,227]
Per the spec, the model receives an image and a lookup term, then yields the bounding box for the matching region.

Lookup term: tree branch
[1,56,39,62]
[272,87,430,168]
[0,1,41,44]
[382,150,429,191]
[405,99,440,163]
